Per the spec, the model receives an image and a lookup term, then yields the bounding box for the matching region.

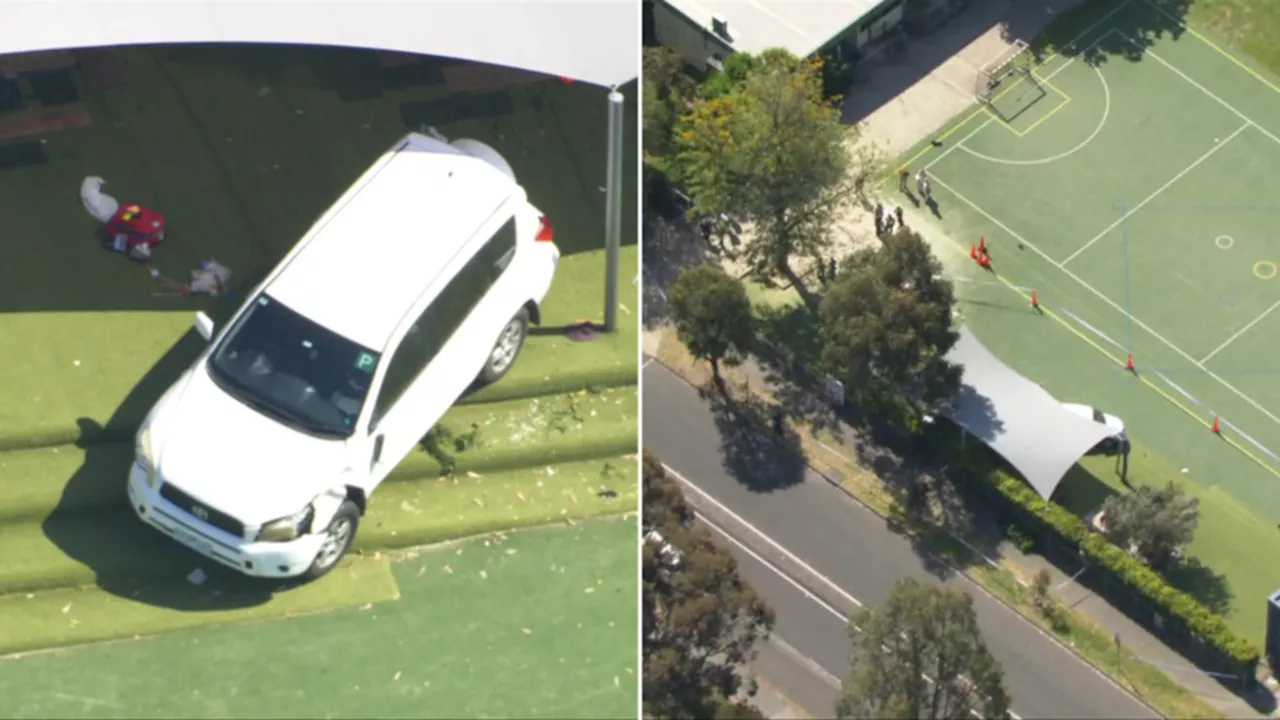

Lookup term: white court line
[926,170,1280,431]
[1060,121,1251,266]
[1200,297,1280,364]
[923,23,1133,174]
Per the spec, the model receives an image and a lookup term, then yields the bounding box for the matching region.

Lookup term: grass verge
[0,518,638,719]
[650,323,1221,719]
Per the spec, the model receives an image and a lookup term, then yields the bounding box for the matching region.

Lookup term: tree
[1100,482,1199,569]
[673,50,872,293]
[837,577,1010,720]
[818,227,962,423]
[668,264,755,388]
[643,47,695,161]
[643,452,776,719]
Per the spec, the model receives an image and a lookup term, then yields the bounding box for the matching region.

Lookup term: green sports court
[898,0,1280,640]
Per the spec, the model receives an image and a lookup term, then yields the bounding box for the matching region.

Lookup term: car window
[369,215,518,427]
[1092,408,1106,425]
[207,294,380,438]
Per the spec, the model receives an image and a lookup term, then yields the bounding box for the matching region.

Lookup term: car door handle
[372,434,385,465]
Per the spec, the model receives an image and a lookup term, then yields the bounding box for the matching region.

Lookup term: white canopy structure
[0,1,638,88]
[943,326,1115,500]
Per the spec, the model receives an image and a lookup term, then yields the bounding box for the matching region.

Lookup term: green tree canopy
[668,264,755,386]
[643,452,776,719]
[837,577,1010,719]
[643,47,696,161]
[1101,482,1199,570]
[818,227,962,421]
[673,49,866,291]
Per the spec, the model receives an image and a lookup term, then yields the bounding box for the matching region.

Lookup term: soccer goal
[974,39,1045,123]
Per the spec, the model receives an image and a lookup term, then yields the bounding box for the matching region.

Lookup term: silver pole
[603,88,625,333]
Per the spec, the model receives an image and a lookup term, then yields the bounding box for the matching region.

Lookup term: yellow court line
[1143,0,1280,99]
[1012,94,1071,137]
[933,236,1280,483]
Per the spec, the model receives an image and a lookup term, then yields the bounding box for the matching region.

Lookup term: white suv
[127,131,560,580]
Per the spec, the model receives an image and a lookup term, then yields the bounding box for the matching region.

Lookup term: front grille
[158,483,246,539]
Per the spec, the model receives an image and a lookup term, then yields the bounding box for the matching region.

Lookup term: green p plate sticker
[354,352,376,373]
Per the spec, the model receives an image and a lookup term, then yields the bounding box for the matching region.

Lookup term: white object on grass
[189,260,233,296]
[1181,467,1189,474]
[80,176,119,225]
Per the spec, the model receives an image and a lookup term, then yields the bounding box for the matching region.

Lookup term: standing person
[898,167,910,193]
[873,203,885,235]
[921,177,932,201]
[883,213,896,235]
[915,169,928,197]
[894,205,905,228]
[828,257,837,281]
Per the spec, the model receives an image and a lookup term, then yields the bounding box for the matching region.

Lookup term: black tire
[477,307,529,386]
[303,500,360,581]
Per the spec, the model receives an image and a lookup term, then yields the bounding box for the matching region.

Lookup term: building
[650,0,907,72]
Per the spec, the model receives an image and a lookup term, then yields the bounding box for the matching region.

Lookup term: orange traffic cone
[970,244,978,260]
[978,236,987,254]
[1030,289,1040,310]
[979,253,991,269]
[1212,416,1221,434]
[1126,353,1135,372]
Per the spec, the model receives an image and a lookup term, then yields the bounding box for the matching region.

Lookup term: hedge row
[984,466,1260,669]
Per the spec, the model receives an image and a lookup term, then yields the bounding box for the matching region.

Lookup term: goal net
[974,39,1043,122]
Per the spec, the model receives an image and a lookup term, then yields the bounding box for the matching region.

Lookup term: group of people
[899,167,932,199]
[873,203,905,237]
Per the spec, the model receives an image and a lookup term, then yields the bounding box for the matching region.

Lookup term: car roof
[265,133,519,350]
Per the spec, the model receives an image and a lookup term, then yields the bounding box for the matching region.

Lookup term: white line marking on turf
[926,170,1280,432]
[923,1,1135,174]
[1061,122,1250,266]
[960,64,1112,167]
[1129,37,1280,147]
[1200,297,1280,364]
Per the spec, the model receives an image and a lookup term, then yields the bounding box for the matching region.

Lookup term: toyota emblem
[191,505,210,521]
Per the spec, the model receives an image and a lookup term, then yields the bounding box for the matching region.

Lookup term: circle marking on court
[1254,260,1276,280]
[960,64,1111,167]
[1215,235,1234,250]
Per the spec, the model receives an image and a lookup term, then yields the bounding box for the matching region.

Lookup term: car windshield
[207,294,380,438]
[1092,408,1107,425]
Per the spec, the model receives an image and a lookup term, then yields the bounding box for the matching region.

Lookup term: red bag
[105,203,166,262]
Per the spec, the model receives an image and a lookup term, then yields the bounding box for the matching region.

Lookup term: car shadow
[39,278,307,610]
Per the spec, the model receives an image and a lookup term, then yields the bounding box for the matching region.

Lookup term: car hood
[1060,402,1126,437]
[152,364,350,526]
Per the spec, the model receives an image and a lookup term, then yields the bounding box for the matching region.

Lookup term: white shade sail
[0,0,639,88]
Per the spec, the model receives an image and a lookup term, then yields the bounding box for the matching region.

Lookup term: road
[644,359,1157,719]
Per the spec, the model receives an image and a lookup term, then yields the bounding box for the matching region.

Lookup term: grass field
[0,518,639,719]
[880,0,1280,642]
[0,42,639,706]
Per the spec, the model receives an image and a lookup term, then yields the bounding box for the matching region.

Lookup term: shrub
[986,468,1259,670]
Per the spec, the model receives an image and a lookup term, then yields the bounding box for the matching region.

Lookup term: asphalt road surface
[644,358,1157,719]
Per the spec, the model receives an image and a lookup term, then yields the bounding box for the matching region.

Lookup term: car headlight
[135,428,159,489]
[256,505,316,543]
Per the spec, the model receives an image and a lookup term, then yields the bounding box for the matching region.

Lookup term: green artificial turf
[0,518,639,720]
[0,556,400,658]
[0,449,636,597]
[0,245,639,451]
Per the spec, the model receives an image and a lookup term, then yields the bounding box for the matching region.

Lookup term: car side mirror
[194,312,215,342]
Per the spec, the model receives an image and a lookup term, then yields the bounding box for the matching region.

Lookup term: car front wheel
[303,500,360,580]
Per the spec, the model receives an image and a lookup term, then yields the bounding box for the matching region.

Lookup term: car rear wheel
[303,500,360,580]
[478,307,529,386]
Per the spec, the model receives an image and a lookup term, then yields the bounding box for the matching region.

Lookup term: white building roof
[665,0,886,57]
[0,0,638,88]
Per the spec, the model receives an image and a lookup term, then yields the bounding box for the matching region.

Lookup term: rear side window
[369,216,517,426]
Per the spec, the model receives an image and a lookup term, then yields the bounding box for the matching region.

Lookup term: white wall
[652,1,732,72]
